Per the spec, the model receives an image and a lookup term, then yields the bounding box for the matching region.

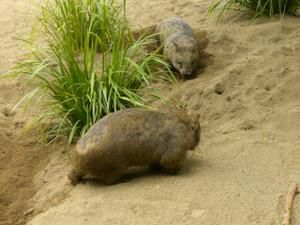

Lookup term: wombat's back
[76,108,199,157]
[76,109,181,155]
[157,17,195,43]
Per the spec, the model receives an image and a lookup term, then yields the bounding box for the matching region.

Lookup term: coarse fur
[156,17,200,78]
[68,108,200,185]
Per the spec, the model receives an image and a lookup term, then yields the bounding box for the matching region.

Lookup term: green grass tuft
[43,0,124,52]
[208,0,300,20]
[9,0,175,144]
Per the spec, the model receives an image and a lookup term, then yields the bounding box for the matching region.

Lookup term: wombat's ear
[187,113,200,130]
[190,122,198,131]
[192,113,200,123]
[194,30,209,50]
[172,40,179,50]
[179,103,187,111]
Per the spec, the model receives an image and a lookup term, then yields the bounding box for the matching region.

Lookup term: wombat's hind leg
[149,162,163,171]
[68,169,84,186]
[102,165,126,185]
[160,149,187,175]
[103,175,122,185]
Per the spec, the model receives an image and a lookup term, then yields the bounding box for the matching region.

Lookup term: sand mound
[1,0,300,225]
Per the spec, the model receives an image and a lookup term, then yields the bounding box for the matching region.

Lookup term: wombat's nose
[182,70,193,76]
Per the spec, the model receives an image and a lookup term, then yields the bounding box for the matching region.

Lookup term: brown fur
[68,108,200,185]
[156,17,200,78]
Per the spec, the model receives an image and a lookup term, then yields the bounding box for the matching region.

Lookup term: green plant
[9,0,175,144]
[208,0,300,20]
[43,0,123,51]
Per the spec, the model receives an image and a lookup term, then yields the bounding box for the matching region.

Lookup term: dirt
[1,0,300,225]
[0,130,52,225]
[0,1,61,225]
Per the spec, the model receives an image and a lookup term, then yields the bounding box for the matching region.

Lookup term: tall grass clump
[209,0,300,20]
[44,0,123,51]
[10,0,175,144]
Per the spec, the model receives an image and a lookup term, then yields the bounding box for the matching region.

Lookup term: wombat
[68,108,200,185]
[156,17,200,78]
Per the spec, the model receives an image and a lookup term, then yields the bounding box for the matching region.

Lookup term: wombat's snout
[180,68,196,79]
[181,69,193,76]
[179,63,195,77]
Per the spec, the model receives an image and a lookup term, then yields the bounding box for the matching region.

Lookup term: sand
[1,0,300,225]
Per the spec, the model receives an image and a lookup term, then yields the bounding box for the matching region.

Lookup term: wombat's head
[175,110,201,149]
[168,39,199,78]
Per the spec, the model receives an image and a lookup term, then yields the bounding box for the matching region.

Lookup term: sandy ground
[1,0,300,225]
[0,1,67,225]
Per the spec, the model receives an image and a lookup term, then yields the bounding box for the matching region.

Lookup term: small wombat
[156,17,200,78]
[68,108,200,185]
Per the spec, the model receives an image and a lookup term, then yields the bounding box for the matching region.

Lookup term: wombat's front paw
[149,162,163,171]
[68,170,83,186]
[103,176,121,185]
[166,168,181,175]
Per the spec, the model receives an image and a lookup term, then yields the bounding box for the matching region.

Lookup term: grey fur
[156,17,200,78]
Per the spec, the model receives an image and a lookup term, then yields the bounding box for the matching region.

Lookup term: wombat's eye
[176,61,182,68]
[191,123,198,131]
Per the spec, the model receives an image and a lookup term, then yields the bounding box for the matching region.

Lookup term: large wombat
[156,17,200,78]
[68,108,200,185]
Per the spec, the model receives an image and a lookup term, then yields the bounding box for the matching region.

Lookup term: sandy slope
[1,0,300,225]
[0,1,62,225]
